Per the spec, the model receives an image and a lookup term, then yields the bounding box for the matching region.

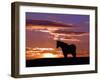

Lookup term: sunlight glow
[33,48,54,51]
[42,53,57,58]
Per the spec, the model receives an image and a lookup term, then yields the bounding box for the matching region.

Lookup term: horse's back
[69,44,76,52]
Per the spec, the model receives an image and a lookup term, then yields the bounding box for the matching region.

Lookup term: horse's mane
[57,40,68,45]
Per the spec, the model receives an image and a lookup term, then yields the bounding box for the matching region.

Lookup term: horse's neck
[62,42,68,46]
[60,42,68,48]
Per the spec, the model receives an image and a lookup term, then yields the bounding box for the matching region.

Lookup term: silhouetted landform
[26,20,74,27]
[56,40,76,58]
[26,57,89,67]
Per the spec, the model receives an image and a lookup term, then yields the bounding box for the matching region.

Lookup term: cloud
[26,47,64,60]
[53,34,80,42]
[44,29,89,42]
[26,20,76,28]
[26,20,80,34]
[53,30,89,36]
[60,38,80,42]
[26,20,88,43]
[32,28,88,42]
[26,26,73,32]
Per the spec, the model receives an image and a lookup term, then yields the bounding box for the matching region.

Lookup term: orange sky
[26,47,89,60]
[26,13,89,60]
[26,25,89,60]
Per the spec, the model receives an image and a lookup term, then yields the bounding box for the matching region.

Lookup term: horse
[56,40,76,58]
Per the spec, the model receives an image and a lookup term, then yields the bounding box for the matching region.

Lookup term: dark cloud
[53,30,85,34]
[26,20,75,27]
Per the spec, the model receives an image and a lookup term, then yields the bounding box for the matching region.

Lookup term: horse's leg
[72,51,76,58]
[63,52,67,59]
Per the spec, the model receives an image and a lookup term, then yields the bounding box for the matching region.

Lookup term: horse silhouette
[56,40,76,58]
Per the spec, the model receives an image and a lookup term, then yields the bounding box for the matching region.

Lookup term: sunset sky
[26,12,90,60]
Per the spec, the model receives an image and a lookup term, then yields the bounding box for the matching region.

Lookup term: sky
[26,12,90,60]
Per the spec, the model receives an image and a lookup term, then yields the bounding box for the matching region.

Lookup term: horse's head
[56,40,61,48]
[56,40,68,48]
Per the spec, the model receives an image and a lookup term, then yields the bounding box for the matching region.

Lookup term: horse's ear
[56,40,59,42]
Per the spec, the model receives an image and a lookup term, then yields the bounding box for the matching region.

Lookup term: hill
[26,57,89,67]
